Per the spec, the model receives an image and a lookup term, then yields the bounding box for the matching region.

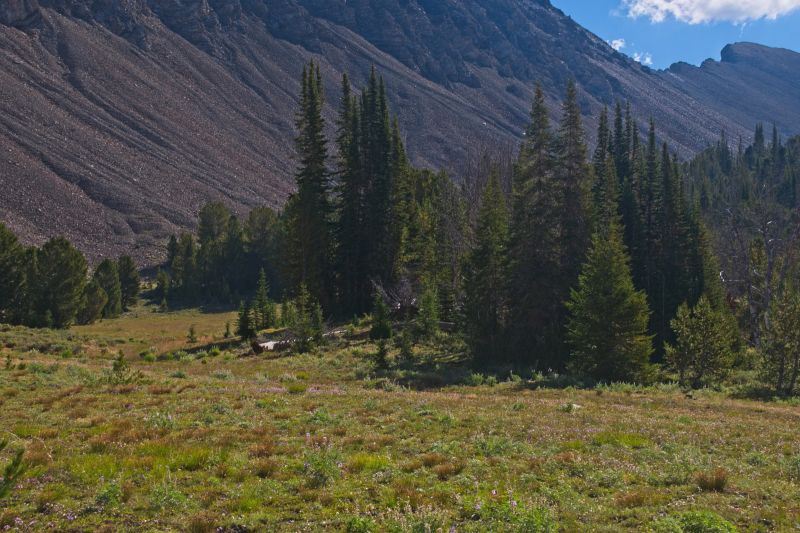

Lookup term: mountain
[1,0,798,265]
[664,42,800,144]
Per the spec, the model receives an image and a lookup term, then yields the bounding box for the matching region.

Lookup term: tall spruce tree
[465,170,509,367]
[0,223,25,324]
[77,280,108,325]
[334,67,411,316]
[508,84,563,367]
[34,237,87,328]
[94,259,122,319]
[254,268,273,330]
[567,222,654,383]
[335,73,369,315]
[117,256,139,310]
[287,61,334,310]
[556,81,591,273]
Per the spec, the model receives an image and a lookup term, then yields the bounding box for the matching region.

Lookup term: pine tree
[369,291,393,341]
[666,296,735,389]
[156,270,170,301]
[417,283,440,340]
[567,223,653,383]
[237,300,255,340]
[33,237,88,328]
[117,256,139,310]
[290,284,316,353]
[556,81,591,284]
[507,79,591,369]
[254,268,273,330]
[761,288,800,396]
[465,171,509,367]
[335,73,368,315]
[592,106,611,181]
[0,223,25,324]
[286,62,334,310]
[94,259,122,319]
[77,279,108,325]
[612,101,629,181]
[508,84,563,367]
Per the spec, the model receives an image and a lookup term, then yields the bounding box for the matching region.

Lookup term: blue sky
[553,0,800,69]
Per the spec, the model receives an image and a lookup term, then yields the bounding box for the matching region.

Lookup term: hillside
[0,0,798,265]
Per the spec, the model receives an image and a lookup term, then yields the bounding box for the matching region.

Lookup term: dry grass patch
[695,468,729,492]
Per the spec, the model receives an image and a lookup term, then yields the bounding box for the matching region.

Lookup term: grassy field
[1,306,799,532]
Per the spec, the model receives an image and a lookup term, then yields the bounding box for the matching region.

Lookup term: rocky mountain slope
[0,0,798,265]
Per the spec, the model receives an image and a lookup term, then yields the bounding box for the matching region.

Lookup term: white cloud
[609,38,627,51]
[623,0,800,24]
[633,52,654,65]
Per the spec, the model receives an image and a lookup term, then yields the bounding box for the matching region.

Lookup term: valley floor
[0,308,799,532]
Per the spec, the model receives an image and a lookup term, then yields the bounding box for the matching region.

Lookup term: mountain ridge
[0,0,798,265]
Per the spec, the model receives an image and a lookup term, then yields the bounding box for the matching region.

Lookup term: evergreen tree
[94,259,122,319]
[507,84,563,367]
[567,223,653,383]
[117,256,139,310]
[312,302,325,345]
[555,81,591,282]
[254,268,273,330]
[666,296,735,389]
[417,283,440,340]
[0,223,25,324]
[223,216,246,297]
[286,61,334,310]
[290,284,317,353]
[156,270,170,301]
[465,171,509,367]
[244,206,283,296]
[77,279,108,325]
[369,291,393,341]
[761,288,800,396]
[237,300,255,340]
[592,106,611,182]
[612,101,629,181]
[335,73,369,315]
[33,237,88,328]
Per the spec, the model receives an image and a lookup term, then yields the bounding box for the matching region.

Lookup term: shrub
[346,516,377,533]
[516,506,558,532]
[694,468,729,492]
[303,447,340,488]
[348,454,391,473]
[666,297,735,389]
[465,372,486,386]
[651,510,737,533]
[432,461,464,480]
[286,382,308,395]
[253,458,279,479]
[188,512,218,533]
[104,353,142,386]
[370,293,393,341]
[786,455,800,481]
[0,440,25,500]
[149,477,188,511]
[95,480,123,507]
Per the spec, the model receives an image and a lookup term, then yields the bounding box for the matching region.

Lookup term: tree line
[0,225,139,328]
[2,61,795,395]
[151,62,800,396]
